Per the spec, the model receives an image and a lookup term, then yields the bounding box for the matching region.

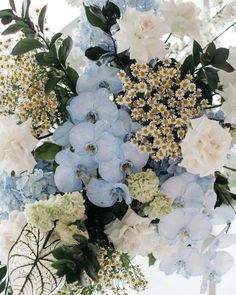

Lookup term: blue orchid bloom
[87,178,131,207]
[69,121,121,167]
[67,88,119,125]
[110,109,142,140]
[99,141,149,183]
[76,65,123,94]
[54,150,97,193]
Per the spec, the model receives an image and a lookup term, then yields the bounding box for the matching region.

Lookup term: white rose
[221,83,236,124]
[0,211,27,264]
[160,0,201,39]
[114,8,169,63]
[0,116,38,175]
[105,207,158,256]
[180,115,232,176]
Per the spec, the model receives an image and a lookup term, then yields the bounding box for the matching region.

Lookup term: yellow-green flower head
[127,169,159,203]
[25,192,85,232]
[144,192,173,220]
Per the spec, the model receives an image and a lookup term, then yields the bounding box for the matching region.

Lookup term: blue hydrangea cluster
[53,73,149,207]
[0,169,56,219]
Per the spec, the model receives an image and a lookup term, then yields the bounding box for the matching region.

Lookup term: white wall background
[0,0,236,294]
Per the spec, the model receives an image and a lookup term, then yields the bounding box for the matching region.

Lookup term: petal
[95,132,120,162]
[122,142,149,169]
[87,178,117,207]
[188,213,212,242]
[69,122,95,152]
[67,93,95,124]
[54,165,82,193]
[99,157,124,182]
[159,256,177,275]
[113,183,132,205]
[212,205,235,225]
[161,175,186,200]
[55,150,80,166]
[212,251,234,276]
[53,121,74,146]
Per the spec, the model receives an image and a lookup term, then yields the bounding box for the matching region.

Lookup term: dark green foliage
[34,143,61,161]
[214,172,236,208]
[52,236,100,284]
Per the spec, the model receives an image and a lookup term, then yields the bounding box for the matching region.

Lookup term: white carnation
[0,115,38,175]
[180,115,232,176]
[105,207,158,256]
[160,0,201,39]
[0,211,27,264]
[221,83,236,124]
[113,7,169,63]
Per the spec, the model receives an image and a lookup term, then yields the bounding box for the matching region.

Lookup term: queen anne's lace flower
[180,116,232,176]
[114,7,169,63]
[0,116,38,175]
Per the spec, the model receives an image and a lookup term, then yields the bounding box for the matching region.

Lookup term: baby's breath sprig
[117,59,207,161]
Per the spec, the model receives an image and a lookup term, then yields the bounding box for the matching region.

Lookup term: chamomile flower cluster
[0,37,58,136]
[117,60,207,161]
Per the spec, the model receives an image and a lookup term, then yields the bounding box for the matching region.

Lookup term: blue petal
[53,121,74,146]
[87,178,117,207]
[99,157,124,182]
[122,142,149,170]
[113,183,132,205]
[95,132,120,162]
[54,165,82,193]
[55,150,80,166]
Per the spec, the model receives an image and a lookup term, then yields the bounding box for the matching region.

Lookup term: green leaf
[0,9,14,18]
[38,4,47,33]
[1,15,13,25]
[58,36,73,66]
[148,253,156,266]
[182,54,195,74]
[206,42,216,60]
[45,76,63,94]
[22,0,31,19]
[103,0,120,19]
[8,224,62,295]
[50,32,62,46]
[193,40,203,66]
[2,23,25,35]
[85,262,98,281]
[73,234,88,244]
[9,0,16,12]
[84,5,108,33]
[11,38,43,55]
[212,61,234,73]
[85,46,109,60]
[65,66,79,86]
[34,142,61,161]
[204,67,219,90]
[0,266,7,281]
[0,280,6,293]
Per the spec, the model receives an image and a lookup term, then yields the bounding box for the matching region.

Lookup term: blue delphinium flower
[99,141,149,182]
[67,88,119,125]
[76,65,123,94]
[69,121,121,166]
[87,178,131,207]
[0,169,56,218]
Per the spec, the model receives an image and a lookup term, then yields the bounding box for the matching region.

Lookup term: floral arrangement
[0,0,236,294]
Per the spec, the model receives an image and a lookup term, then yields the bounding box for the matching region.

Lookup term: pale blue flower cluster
[158,170,236,292]
[53,79,148,207]
[0,169,56,219]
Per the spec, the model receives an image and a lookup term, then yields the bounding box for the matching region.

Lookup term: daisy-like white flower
[113,7,170,63]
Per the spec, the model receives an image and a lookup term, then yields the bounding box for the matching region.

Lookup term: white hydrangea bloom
[105,207,158,256]
[25,192,85,232]
[180,115,232,177]
[127,169,159,203]
[113,7,170,63]
[160,0,201,39]
[0,211,27,264]
[0,115,38,175]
